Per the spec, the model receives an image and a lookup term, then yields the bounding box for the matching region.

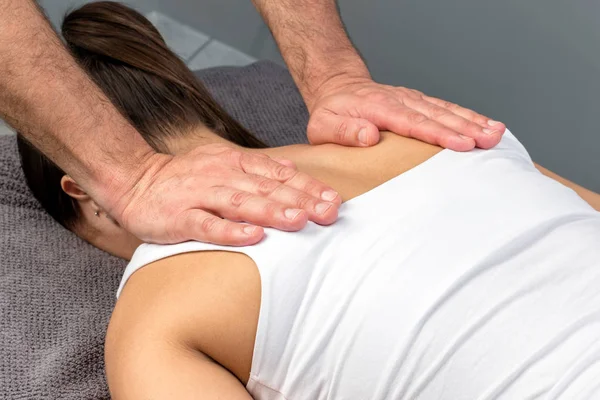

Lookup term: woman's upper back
[112,131,600,399]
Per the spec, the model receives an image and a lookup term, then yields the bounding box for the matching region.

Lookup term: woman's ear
[60,175,90,201]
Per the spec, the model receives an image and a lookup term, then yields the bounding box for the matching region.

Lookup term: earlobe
[60,176,90,201]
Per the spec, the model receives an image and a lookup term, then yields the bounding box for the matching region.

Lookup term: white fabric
[118,130,600,399]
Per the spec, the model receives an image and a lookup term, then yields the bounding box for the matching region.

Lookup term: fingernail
[315,202,332,215]
[285,208,303,220]
[358,128,369,145]
[243,225,257,236]
[487,120,501,126]
[483,128,496,135]
[321,190,338,202]
[459,134,472,140]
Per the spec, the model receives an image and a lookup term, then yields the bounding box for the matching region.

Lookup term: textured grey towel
[0,60,308,399]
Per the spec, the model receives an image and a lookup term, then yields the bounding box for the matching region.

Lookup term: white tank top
[118,130,600,400]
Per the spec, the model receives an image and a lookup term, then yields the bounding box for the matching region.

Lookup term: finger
[307,110,381,147]
[223,174,339,225]
[272,157,297,169]
[423,95,504,130]
[236,152,342,205]
[369,106,476,151]
[404,97,503,149]
[173,209,265,246]
[423,95,507,146]
[202,186,316,231]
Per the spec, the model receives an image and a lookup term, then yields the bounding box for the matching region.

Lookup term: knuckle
[262,202,280,219]
[407,111,428,125]
[200,216,221,234]
[456,117,477,132]
[429,105,450,119]
[465,120,481,131]
[442,100,456,109]
[257,178,280,196]
[300,177,322,196]
[333,121,350,143]
[229,191,251,207]
[274,164,296,181]
[475,114,490,125]
[295,195,314,210]
[409,89,424,98]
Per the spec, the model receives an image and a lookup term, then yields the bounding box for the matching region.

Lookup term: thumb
[307,111,380,147]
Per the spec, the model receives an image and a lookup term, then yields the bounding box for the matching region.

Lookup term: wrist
[85,124,161,218]
[299,49,371,112]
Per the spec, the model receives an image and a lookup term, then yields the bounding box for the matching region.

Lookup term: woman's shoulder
[109,250,261,382]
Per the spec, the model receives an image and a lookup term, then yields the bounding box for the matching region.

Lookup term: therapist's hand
[306,76,506,151]
[111,144,340,246]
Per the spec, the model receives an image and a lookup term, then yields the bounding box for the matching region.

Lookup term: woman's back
[112,131,600,399]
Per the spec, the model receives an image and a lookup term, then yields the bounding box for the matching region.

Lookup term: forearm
[252,0,370,110]
[0,1,154,201]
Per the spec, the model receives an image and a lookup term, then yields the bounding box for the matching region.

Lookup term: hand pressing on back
[108,144,341,246]
[306,76,506,151]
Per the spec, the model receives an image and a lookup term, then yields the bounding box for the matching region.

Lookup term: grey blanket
[0,61,308,399]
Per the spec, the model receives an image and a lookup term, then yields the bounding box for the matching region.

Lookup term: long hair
[18,1,266,229]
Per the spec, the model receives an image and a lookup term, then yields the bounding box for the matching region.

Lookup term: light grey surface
[156,0,283,64]
[146,11,209,61]
[0,121,14,136]
[188,39,256,70]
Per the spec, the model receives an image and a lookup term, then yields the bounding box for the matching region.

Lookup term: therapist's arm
[252,0,506,151]
[0,0,339,246]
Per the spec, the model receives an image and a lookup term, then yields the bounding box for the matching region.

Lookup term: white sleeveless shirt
[118,130,600,400]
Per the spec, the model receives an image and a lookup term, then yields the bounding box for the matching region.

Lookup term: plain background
[38,0,600,191]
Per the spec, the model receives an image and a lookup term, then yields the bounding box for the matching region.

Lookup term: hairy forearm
[0,1,153,201]
[252,0,370,110]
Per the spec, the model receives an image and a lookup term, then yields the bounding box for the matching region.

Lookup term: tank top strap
[116,240,268,298]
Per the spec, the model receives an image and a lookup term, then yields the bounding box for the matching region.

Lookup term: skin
[57,129,600,398]
[0,0,506,247]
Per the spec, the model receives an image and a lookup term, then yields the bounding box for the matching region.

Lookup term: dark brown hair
[18,1,266,230]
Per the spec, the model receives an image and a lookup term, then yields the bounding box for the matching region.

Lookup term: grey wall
[38,0,600,191]
[339,0,600,192]
[155,0,282,62]
[38,0,157,27]
[156,0,600,191]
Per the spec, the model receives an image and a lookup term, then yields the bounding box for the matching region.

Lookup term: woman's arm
[105,327,251,399]
[535,163,600,212]
[105,251,261,399]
